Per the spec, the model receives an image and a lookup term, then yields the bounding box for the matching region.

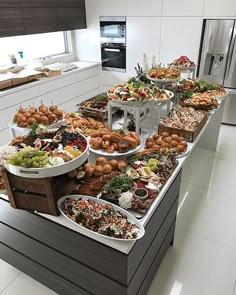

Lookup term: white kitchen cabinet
[127,0,162,16]
[85,0,100,28]
[0,128,11,146]
[126,17,161,76]
[162,0,204,16]
[203,0,236,17]
[159,17,203,65]
[59,88,101,112]
[0,110,10,131]
[101,71,128,87]
[99,0,126,16]
[74,28,101,63]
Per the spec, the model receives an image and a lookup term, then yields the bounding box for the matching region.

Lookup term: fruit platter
[147,67,180,82]
[4,126,89,178]
[99,149,178,218]
[88,129,142,156]
[107,77,173,105]
[145,132,188,158]
[170,56,196,70]
[57,195,145,241]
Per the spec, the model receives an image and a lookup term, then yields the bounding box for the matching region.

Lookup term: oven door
[101,46,126,72]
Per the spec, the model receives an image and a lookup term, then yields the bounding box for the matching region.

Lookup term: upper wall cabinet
[85,0,100,28]
[99,0,126,16]
[203,0,236,16]
[126,17,161,76]
[21,0,86,34]
[0,0,87,37]
[159,17,202,64]
[0,1,24,37]
[162,0,204,16]
[75,28,101,63]
[127,0,162,16]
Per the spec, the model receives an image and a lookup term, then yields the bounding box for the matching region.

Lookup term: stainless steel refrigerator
[198,19,236,125]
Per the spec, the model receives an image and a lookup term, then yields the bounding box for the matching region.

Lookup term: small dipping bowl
[134,188,149,200]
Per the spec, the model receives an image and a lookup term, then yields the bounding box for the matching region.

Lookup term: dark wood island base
[0,170,182,295]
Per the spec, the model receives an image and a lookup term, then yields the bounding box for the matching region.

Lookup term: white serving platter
[147,75,180,83]
[88,137,142,157]
[4,136,89,178]
[57,195,145,241]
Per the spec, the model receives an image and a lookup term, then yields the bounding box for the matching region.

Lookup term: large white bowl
[4,135,89,178]
[57,195,145,241]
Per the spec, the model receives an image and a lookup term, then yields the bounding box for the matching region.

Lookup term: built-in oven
[100,16,126,72]
[101,42,126,72]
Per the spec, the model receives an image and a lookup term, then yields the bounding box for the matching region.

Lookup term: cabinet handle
[104,48,120,52]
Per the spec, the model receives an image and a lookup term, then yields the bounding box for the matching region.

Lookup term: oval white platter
[57,195,145,241]
[88,137,142,157]
[147,74,180,83]
[4,136,89,178]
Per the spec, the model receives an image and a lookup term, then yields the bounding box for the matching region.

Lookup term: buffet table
[0,100,225,295]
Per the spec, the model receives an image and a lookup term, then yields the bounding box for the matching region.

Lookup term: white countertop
[0,61,101,98]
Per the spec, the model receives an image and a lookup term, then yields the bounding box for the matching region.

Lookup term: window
[0,31,67,67]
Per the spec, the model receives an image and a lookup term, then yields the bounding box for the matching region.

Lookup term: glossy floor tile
[0,273,57,295]
[0,260,20,293]
[177,182,236,249]
[147,229,236,295]
[216,124,236,163]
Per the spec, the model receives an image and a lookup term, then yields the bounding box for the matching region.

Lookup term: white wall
[74,0,236,88]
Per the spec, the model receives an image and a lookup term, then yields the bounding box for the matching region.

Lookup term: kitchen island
[0,100,225,295]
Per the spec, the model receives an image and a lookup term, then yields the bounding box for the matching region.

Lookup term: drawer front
[128,169,182,281]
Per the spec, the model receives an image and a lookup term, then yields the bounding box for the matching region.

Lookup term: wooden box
[1,168,78,216]
[158,112,208,142]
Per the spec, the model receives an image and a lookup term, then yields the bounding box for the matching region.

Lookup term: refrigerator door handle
[225,28,236,81]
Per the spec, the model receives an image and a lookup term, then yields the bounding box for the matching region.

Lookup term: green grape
[8,147,49,168]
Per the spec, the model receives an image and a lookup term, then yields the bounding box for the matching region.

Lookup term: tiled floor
[0,124,235,295]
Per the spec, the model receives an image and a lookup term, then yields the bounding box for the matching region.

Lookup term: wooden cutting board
[0,69,43,89]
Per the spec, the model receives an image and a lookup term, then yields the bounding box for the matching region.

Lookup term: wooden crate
[1,168,78,216]
[158,112,208,142]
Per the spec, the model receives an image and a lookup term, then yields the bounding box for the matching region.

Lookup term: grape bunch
[7,147,49,168]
